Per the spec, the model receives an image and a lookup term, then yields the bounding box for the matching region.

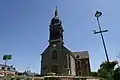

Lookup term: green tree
[90,72,98,77]
[113,66,120,80]
[3,55,12,76]
[98,61,118,80]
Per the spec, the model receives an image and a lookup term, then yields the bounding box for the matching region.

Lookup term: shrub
[16,77,21,80]
[44,77,60,80]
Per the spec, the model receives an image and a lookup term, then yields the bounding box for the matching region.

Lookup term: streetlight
[94,11,109,62]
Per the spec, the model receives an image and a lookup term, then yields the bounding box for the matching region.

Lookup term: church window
[77,61,81,69]
[52,50,57,60]
[56,32,60,39]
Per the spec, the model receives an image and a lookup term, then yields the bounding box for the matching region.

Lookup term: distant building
[41,8,91,76]
[0,64,16,76]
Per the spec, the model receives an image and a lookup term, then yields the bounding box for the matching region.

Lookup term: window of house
[1,66,5,70]
[52,50,57,60]
[7,67,10,71]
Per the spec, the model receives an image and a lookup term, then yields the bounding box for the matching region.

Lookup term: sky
[0,0,120,74]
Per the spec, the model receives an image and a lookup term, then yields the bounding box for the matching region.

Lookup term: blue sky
[0,0,120,73]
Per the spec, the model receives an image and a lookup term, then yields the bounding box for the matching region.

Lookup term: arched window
[77,61,81,69]
[56,32,60,39]
[52,50,57,60]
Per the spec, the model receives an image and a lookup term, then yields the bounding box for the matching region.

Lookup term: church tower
[48,7,64,74]
[41,7,75,76]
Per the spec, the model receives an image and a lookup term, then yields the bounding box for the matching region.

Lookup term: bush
[16,77,21,80]
[10,78,15,80]
[44,77,60,80]
[26,77,32,80]
[73,78,79,80]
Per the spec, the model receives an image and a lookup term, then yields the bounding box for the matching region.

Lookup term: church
[41,8,91,76]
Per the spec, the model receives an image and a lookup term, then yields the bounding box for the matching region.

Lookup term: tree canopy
[3,55,12,60]
[98,61,120,80]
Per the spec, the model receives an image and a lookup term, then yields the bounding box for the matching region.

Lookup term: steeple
[49,7,64,43]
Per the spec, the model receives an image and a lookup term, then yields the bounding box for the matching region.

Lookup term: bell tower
[41,7,75,76]
[49,7,64,44]
[47,7,64,74]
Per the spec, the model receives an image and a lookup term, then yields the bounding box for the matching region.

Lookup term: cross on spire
[55,6,58,17]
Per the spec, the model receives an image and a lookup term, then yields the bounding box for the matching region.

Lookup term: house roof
[72,51,89,59]
[0,64,16,71]
[0,64,10,67]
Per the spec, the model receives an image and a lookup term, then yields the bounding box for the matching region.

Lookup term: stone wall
[70,55,76,75]
[0,76,102,80]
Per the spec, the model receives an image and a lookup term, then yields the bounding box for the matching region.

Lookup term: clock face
[53,44,56,47]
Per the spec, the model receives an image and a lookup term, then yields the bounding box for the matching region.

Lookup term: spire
[55,6,58,17]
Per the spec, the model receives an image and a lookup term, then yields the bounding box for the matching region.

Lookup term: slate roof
[72,51,89,59]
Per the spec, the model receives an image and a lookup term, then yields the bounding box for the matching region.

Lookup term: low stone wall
[0,76,103,80]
